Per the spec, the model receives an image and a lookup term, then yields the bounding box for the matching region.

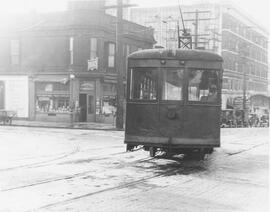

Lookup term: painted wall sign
[80,81,95,91]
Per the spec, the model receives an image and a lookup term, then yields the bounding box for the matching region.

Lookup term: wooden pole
[115,0,124,129]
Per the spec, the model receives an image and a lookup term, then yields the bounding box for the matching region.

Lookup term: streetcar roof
[128,49,223,61]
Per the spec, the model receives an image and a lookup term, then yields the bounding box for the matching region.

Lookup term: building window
[90,38,97,59]
[0,81,4,109]
[10,39,20,65]
[125,44,131,56]
[69,37,74,65]
[108,43,115,68]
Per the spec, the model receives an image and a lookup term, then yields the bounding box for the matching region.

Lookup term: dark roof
[128,49,223,61]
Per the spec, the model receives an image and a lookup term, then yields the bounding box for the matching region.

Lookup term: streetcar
[124,49,223,159]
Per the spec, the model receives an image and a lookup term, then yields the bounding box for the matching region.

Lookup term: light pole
[69,73,75,126]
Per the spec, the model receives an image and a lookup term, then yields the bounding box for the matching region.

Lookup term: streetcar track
[0,155,153,192]
[0,149,80,172]
[0,146,124,172]
[28,167,184,212]
[226,142,267,156]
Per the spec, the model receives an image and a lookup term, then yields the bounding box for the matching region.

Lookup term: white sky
[131,0,270,32]
[0,0,269,32]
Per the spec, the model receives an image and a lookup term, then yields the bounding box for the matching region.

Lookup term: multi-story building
[130,2,269,117]
[0,0,155,123]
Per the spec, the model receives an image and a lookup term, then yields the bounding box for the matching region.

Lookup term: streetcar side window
[161,68,184,101]
[188,69,218,103]
[129,68,157,100]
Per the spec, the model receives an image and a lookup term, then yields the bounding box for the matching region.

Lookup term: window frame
[69,37,74,65]
[159,67,185,103]
[10,39,20,65]
[90,38,97,60]
[107,42,116,68]
[128,67,158,102]
[187,68,221,105]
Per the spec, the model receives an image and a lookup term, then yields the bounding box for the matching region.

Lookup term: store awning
[33,76,69,84]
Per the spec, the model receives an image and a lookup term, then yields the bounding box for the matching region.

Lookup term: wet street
[0,126,268,212]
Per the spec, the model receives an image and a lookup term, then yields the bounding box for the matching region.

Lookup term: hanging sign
[87,58,98,71]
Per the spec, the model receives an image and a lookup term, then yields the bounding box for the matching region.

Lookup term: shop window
[102,96,116,117]
[10,39,20,65]
[36,96,70,113]
[188,69,218,103]
[35,82,70,113]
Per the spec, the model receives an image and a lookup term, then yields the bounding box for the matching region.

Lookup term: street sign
[87,58,98,71]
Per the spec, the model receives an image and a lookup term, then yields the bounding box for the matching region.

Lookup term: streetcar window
[130,68,157,100]
[161,68,184,101]
[188,69,218,103]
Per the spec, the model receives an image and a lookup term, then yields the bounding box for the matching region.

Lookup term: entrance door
[79,94,87,122]
[79,93,95,122]
[87,94,95,122]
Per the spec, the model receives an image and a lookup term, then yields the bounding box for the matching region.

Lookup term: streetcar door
[158,68,185,138]
[125,68,159,137]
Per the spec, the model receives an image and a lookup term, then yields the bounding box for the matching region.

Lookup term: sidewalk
[3,120,120,131]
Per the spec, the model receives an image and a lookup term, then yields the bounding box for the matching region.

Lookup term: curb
[1,124,124,131]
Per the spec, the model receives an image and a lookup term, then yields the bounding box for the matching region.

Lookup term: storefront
[0,76,29,118]
[100,83,117,124]
[78,80,96,122]
[31,75,119,124]
[33,75,71,122]
[76,79,117,124]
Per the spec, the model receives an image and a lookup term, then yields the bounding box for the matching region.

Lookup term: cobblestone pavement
[0,127,268,212]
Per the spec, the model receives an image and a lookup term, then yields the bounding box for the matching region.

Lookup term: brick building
[0,1,155,123]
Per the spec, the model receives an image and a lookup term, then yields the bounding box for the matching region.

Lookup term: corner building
[0,1,155,123]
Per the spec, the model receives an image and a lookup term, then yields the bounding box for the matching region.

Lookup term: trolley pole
[116,0,124,129]
[177,20,180,48]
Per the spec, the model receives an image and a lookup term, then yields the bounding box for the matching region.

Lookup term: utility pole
[115,0,124,129]
[104,0,135,129]
[239,42,249,127]
[185,10,211,49]
[194,10,199,49]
